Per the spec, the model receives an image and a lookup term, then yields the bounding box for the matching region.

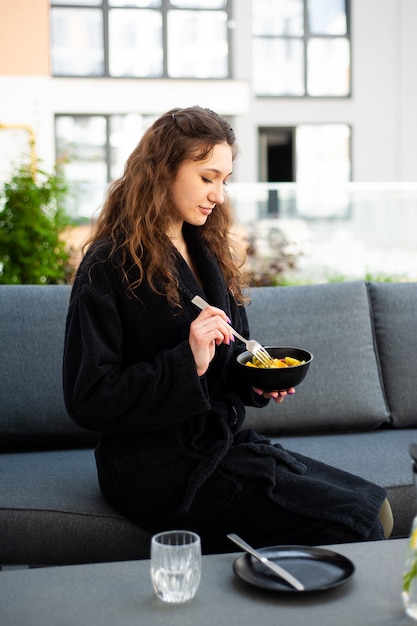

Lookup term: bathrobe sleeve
[63,251,212,435]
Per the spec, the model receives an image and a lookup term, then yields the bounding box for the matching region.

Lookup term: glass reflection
[51,8,104,76]
[253,38,304,96]
[307,0,347,35]
[307,38,350,96]
[52,0,101,5]
[171,0,226,7]
[56,116,107,218]
[110,1,160,6]
[168,10,228,78]
[109,114,157,180]
[253,0,303,36]
[109,9,163,76]
[296,124,351,218]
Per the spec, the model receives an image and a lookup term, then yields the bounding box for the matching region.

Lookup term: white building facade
[0,0,416,220]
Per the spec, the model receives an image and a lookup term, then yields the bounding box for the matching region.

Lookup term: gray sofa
[1,281,416,567]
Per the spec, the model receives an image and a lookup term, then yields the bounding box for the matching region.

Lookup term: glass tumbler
[403,444,417,620]
[403,517,417,619]
[150,530,201,603]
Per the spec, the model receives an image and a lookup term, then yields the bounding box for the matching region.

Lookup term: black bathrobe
[63,225,386,551]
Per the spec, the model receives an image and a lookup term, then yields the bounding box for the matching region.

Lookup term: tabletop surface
[0,538,413,626]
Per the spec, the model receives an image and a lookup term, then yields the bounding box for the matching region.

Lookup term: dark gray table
[0,539,413,626]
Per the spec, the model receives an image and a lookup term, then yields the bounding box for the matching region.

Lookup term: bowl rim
[236,346,314,367]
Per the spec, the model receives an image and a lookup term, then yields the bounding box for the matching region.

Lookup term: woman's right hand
[189,305,234,376]
[253,387,296,403]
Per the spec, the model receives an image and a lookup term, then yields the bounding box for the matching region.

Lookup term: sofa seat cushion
[0,449,151,566]
[369,282,417,427]
[244,282,390,435]
[1,430,413,568]
[274,427,417,539]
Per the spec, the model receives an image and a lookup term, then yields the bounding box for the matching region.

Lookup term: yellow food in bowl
[245,355,305,369]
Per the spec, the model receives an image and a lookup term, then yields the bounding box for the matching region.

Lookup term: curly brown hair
[84,106,248,308]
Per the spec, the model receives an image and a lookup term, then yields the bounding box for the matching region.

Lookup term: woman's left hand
[253,387,296,404]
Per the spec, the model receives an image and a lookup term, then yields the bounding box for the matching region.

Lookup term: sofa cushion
[369,281,417,427]
[0,285,97,449]
[244,282,390,434]
[0,449,151,565]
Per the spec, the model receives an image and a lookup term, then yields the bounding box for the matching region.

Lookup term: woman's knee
[378,498,394,539]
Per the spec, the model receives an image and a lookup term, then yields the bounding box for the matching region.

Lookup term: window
[259,124,351,217]
[50,0,231,78]
[253,0,350,97]
[55,113,157,218]
[296,124,351,217]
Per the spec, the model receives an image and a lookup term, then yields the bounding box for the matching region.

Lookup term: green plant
[0,162,72,284]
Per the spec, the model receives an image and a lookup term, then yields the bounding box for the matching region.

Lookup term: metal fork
[191,295,275,368]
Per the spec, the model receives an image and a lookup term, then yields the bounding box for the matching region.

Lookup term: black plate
[233,545,355,593]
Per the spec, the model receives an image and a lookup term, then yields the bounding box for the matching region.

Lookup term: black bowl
[236,347,313,391]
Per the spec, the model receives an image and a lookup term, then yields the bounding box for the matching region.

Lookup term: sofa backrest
[244,281,391,435]
[1,280,416,448]
[0,285,97,450]
[369,281,417,428]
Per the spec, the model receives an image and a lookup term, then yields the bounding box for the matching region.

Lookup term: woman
[63,106,392,553]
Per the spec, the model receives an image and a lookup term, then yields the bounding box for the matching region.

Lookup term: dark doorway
[259,128,295,182]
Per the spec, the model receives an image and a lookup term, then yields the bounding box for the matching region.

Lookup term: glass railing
[228,183,417,285]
